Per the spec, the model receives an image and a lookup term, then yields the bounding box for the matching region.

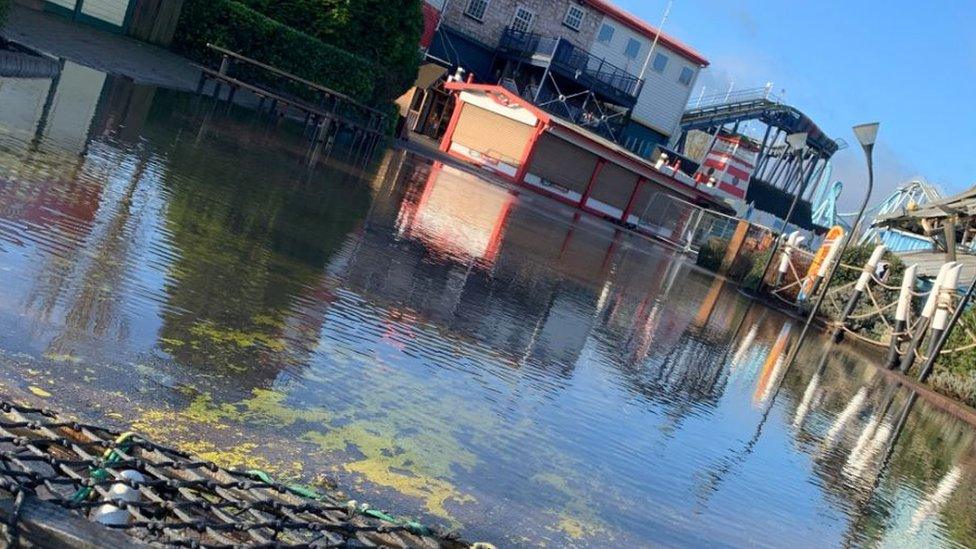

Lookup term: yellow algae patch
[188,320,286,352]
[43,353,82,363]
[28,386,52,398]
[179,440,301,476]
[139,390,331,435]
[160,337,185,348]
[532,473,611,541]
[132,414,292,478]
[302,423,476,521]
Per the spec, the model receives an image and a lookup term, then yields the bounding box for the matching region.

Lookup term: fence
[630,188,766,254]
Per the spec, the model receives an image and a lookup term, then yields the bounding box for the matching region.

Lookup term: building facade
[423,0,708,157]
[16,0,185,45]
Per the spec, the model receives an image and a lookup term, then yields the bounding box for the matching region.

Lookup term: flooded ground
[1,63,975,547]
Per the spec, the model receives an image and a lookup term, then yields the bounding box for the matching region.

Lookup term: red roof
[420,3,440,49]
[586,0,709,67]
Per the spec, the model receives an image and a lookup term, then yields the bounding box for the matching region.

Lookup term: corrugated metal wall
[529,134,599,195]
[589,162,639,211]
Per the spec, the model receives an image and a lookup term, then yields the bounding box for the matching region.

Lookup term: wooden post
[0,492,148,548]
[719,220,751,275]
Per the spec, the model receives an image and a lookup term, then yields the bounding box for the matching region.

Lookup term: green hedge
[0,0,9,28]
[236,0,423,102]
[172,0,376,104]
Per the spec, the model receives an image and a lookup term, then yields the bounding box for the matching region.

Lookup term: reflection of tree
[41,156,148,356]
[153,108,372,386]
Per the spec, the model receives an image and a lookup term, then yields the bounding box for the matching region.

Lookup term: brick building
[413,0,709,158]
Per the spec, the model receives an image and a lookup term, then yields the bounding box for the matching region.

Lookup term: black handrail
[498,29,644,101]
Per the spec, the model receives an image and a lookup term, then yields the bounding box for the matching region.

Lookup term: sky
[615,0,976,210]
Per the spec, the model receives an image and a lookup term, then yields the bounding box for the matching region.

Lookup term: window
[511,5,535,33]
[597,23,614,43]
[652,52,669,73]
[563,5,585,31]
[464,0,490,21]
[624,37,641,59]
[678,66,694,86]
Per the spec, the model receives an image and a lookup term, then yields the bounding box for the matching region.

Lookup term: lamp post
[750,132,809,294]
[782,122,880,369]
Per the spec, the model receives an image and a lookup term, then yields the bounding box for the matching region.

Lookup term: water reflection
[0,61,975,547]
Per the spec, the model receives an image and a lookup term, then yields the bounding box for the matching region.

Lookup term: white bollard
[899,262,958,372]
[776,231,803,286]
[886,264,918,368]
[928,263,963,348]
[93,469,145,526]
[836,245,886,340]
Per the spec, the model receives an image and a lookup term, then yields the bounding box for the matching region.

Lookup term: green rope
[71,432,137,504]
[244,469,433,537]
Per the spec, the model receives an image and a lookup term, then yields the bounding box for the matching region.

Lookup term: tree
[240,0,423,102]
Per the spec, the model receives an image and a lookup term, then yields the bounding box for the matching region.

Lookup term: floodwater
[1,62,975,548]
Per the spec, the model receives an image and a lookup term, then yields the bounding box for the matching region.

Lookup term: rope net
[0,400,462,548]
[765,249,976,356]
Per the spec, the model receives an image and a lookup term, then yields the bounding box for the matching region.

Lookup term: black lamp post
[782,122,879,368]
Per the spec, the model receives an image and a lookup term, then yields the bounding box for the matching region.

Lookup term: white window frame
[624,37,642,59]
[563,4,585,31]
[652,52,669,73]
[597,23,614,44]
[510,5,535,33]
[464,0,490,22]
[678,66,694,86]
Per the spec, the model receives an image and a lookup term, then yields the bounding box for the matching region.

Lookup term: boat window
[678,66,694,86]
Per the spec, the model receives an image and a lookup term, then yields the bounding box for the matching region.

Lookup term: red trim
[600,230,622,273]
[445,149,519,183]
[580,158,606,207]
[483,197,514,263]
[524,180,586,209]
[515,121,545,183]
[718,182,746,199]
[587,0,709,66]
[621,177,645,222]
[444,81,552,123]
[439,98,463,153]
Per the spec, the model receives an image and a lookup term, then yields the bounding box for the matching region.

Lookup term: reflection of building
[397,163,515,264]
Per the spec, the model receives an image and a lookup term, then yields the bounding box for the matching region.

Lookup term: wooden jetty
[194,44,389,162]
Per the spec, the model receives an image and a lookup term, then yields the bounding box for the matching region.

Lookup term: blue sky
[615,0,976,208]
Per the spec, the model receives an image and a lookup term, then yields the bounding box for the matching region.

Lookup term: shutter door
[453,104,533,165]
[590,163,639,211]
[529,134,599,195]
